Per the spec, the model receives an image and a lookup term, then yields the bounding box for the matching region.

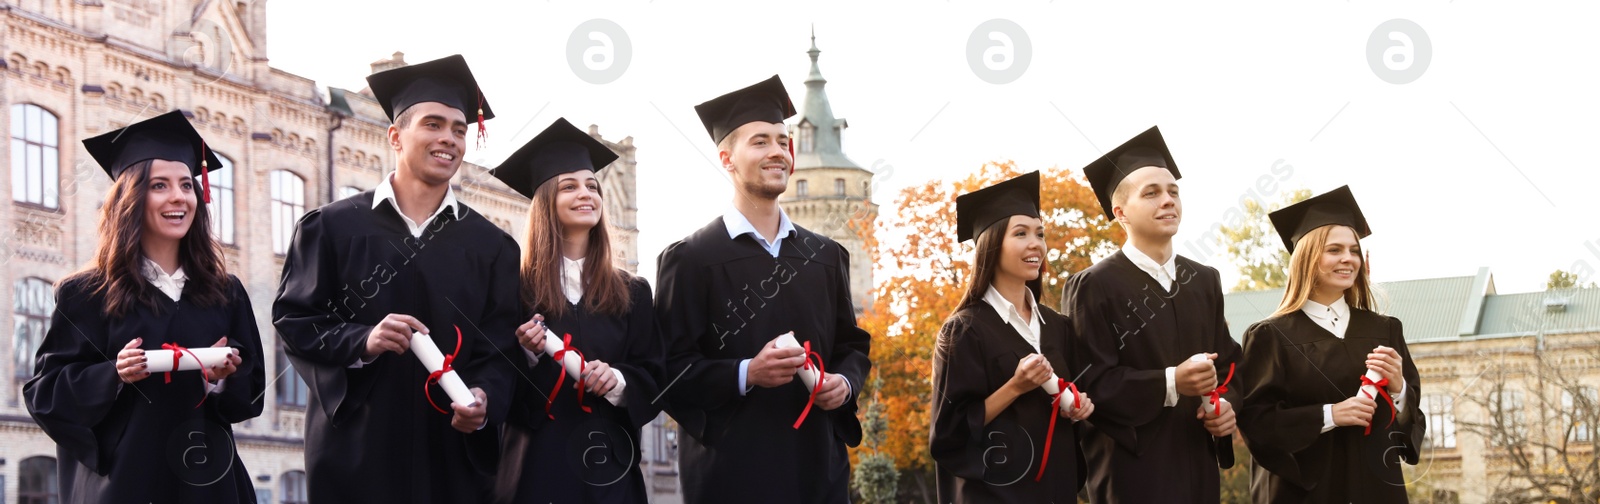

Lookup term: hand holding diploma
[412,326,478,414]
[1356,345,1403,435]
[774,332,834,428]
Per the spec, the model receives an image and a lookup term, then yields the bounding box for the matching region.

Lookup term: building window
[276,341,308,408]
[270,170,306,255]
[796,179,808,198]
[1563,386,1597,443]
[862,180,870,198]
[338,186,362,200]
[14,277,54,379]
[280,470,308,504]
[834,178,845,197]
[797,124,814,153]
[1490,389,1525,446]
[18,455,59,504]
[11,104,60,208]
[208,154,236,245]
[1421,393,1455,449]
[256,488,272,503]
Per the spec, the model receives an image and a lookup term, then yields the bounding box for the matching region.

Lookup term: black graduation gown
[654,217,872,504]
[506,276,664,503]
[930,302,1086,503]
[271,192,522,504]
[24,274,267,504]
[1060,251,1243,503]
[1237,308,1423,504]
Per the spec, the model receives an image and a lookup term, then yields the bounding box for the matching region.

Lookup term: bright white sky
[266,0,1600,295]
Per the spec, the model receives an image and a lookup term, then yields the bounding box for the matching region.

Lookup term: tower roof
[793,29,862,171]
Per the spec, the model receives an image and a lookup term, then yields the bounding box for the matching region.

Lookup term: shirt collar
[373,171,460,220]
[722,204,796,244]
[982,285,1043,328]
[141,257,187,301]
[1301,296,1350,321]
[1122,243,1177,283]
[561,256,585,304]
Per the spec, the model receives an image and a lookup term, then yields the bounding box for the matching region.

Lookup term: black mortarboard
[490,118,618,199]
[82,110,223,202]
[1268,185,1371,253]
[956,171,1041,242]
[365,54,494,125]
[1081,126,1182,219]
[694,75,796,145]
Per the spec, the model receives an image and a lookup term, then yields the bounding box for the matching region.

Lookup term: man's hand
[365,314,427,358]
[450,387,488,433]
[1176,353,1219,397]
[748,337,806,389]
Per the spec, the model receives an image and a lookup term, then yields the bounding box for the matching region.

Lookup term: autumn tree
[852,160,1121,502]
[1547,269,1597,290]
[1216,188,1311,292]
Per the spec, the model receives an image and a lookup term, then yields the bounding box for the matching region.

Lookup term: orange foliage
[852,160,1123,476]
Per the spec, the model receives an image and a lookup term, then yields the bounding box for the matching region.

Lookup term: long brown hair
[1271,224,1376,317]
[954,217,1043,315]
[66,160,230,317]
[519,172,632,318]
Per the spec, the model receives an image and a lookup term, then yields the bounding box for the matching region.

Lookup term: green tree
[1217,188,1312,292]
[852,377,899,504]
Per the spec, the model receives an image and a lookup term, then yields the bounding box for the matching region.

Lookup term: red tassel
[198,140,212,204]
[475,91,487,150]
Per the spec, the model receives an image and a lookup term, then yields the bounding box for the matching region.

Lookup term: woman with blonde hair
[1237,186,1424,503]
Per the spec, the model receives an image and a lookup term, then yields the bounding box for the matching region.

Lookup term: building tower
[781,30,878,313]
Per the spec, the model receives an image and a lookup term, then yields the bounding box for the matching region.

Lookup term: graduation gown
[24,274,267,504]
[1237,309,1423,504]
[654,217,872,504]
[1060,251,1242,503]
[271,192,522,504]
[930,303,1085,503]
[506,276,664,503]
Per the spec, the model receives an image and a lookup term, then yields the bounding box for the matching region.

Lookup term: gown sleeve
[928,313,994,481]
[211,277,267,424]
[612,277,667,430]
[1063,270,1166,428]
[272,209,373,421]
[656,241,743,439]
[23,278,122,474]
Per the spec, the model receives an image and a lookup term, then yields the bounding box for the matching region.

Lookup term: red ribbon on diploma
[792,341,826,430]
[160,343,213,408]
[424,326,464,414]
[1036,377,1080,482]
[545,333,593,420]
[1359,375,1397,436]
[1207,362,1235,417]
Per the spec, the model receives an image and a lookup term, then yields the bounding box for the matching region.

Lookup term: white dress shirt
[142,258,223,393]
[372,172,461,238]
[982,286,1043,353]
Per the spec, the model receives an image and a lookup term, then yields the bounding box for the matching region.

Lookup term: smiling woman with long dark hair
[930,171,1094,503]
[23,111,266,504]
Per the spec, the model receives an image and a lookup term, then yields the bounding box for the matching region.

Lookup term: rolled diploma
[1357,346,1393,399]
[774,332,820,391]
[145,347,234,373]
[1039,370,1074,414]
[541,332,587,383]
[411,332,477,408]
[1192,353,1220,418]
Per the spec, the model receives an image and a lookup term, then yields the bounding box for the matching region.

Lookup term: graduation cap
[489,118,619,199]
[1268,185,1371,253]
[82,110,224,203]
[365,54,494,144]
[694,75,797,168]
[956,171,1041,242]
[1081,126,1182,219]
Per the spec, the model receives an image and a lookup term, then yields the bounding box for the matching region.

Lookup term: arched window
[208,154,236,244]
[279,470,308,504]
[19,455,59,504]
[270,171,306,255]
[834,178,845,197]
[14,277,54,379]
[797,124,815,153]
[338,186,362,200]
[11,104,60,208]
[796,179,808,198]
